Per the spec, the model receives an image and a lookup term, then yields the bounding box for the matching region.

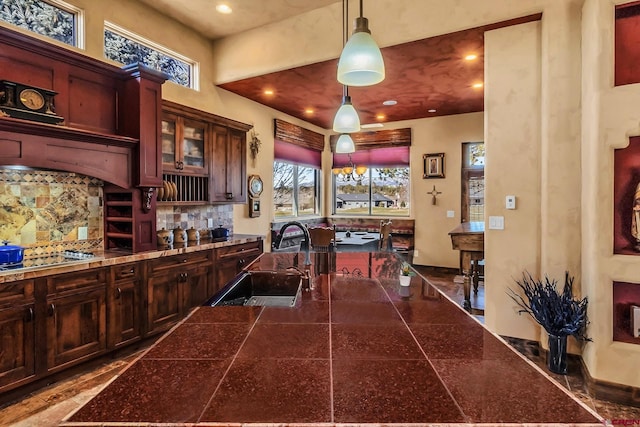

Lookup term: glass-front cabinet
[161,113,207,174]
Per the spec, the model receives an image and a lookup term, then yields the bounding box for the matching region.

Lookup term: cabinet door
[210,125,247,203]
[146,271,181,336]
[45,288,107,372]
[107,263,143,349]
[215,256,244,292]
[161,114,179,171]
[0,303,36,392]
[226,127,247,203]
[181,118,207,173]
[182,263,211,310]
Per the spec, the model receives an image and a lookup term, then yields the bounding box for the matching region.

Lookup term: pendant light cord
[343,0,349,98]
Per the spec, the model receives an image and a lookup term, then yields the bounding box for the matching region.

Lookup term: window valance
[274,119,325,152]
[329,128,411,152]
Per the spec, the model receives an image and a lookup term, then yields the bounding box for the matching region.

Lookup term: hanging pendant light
[335,133,356,153]
[333,87,360,133]
[333,0,360,134]
[337,0,385,87]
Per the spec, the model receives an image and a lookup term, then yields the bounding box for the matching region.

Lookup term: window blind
[274,119,324,168]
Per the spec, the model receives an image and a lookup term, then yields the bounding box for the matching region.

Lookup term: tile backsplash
[0,167,234,257]
[0,167,103,257]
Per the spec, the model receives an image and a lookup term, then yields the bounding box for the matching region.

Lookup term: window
[461,142,484,223]
[273,161,320,218]
[104,22,197,89]
[0,0,83,47]
[333,165,410,216]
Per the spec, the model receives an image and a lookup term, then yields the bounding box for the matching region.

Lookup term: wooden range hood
[0,25,167,252]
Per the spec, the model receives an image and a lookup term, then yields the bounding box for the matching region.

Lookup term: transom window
[0,0,83,47]
[273,161,320,218]
[104,22,197,89]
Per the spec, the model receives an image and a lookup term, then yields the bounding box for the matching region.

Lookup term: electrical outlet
[447,210,454,218]
[207,218,214,228]
[78,226,88,240]
[632,305,640,338]
[413,249,419,258]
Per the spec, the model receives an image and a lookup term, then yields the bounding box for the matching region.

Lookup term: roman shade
[331,128,411,168]
[274,119,324,168]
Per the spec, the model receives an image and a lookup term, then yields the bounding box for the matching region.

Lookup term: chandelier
[332,154,368,181]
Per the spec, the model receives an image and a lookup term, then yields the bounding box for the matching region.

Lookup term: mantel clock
[0,80,64,125]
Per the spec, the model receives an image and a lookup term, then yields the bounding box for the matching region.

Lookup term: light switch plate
[447,210,454,218]
[488,216,504,230]
[207,218,214,228]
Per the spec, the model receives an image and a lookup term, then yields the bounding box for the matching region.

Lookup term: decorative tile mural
[0,167,103,257]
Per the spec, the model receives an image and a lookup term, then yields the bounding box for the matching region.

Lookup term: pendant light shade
[337,3,385,87]
[332,95,360,133]
[335,133,356,153]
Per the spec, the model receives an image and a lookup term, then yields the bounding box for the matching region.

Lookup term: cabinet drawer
[0,279,34,306]
[215,241,262,260]
[111,263,141,281]
[149,251,212,274]
[47,269,107,295]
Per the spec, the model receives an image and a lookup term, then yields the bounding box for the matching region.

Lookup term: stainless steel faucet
[273,221,312,289]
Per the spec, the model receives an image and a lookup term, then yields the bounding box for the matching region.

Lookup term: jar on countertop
[187,227,200,242]
[157,228,173,249]
[173,226,187,244]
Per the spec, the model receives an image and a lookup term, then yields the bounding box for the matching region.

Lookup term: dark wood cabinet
[147,251,212,335]
[107,263,143,349]
[214,241,263,291]
[160,101,252,205]
[211,125,249,203]
[0,280,36,393]
[44,269,107,373]
[104,185,157,253]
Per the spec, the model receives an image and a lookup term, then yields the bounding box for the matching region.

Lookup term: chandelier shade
[335,133,356,153]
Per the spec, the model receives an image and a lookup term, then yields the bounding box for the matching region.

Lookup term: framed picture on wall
[423,153,445,178]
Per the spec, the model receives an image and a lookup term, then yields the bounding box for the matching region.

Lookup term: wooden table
[448,221,484,310]
[335,231,380,252]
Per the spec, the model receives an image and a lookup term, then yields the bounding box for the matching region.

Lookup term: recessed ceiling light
[304,108,314,115]
[263,89,274,95]
[361,123,384,128]
[382,100,397,106]
[216,4,232,14]
[428,109,436,113]
[465,54,478,61]
[376,114,386,120]
[472,82,484,89]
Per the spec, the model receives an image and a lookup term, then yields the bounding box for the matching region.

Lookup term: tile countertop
[0,234,264,284]
[62,252,603,427]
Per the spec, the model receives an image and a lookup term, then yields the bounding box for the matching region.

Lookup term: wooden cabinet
[107,263,143,349]
[211,124,249,203]
[45,269,107,373]
[0,280,35,393]
[147,251,212,335]
[160,101,252,205]
[214,241,263,291]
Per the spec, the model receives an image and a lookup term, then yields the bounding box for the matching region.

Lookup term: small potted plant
[508,271,591,374]
[399,262,414,286]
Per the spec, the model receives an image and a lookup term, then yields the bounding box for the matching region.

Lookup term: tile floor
[0,265,638,426]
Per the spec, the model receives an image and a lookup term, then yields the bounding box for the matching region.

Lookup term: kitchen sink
[205,270,303,307]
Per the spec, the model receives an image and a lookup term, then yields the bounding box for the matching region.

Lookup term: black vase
[547,334,568,375]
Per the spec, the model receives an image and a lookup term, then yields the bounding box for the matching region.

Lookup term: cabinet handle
[116,287,122,299]
[129,268,135,274]
[176,161,184,170]
[182,259,187,263]
[225,192,233,200]
[48,303,56,316]
[26,307,34,322]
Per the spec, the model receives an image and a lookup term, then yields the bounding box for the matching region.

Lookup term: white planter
[399,275,411,286]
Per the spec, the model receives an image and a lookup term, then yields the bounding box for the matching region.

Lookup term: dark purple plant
[508,271,591,341]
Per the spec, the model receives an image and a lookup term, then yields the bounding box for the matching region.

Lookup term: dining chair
[307,225,337,252]
[379,220,393,251]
